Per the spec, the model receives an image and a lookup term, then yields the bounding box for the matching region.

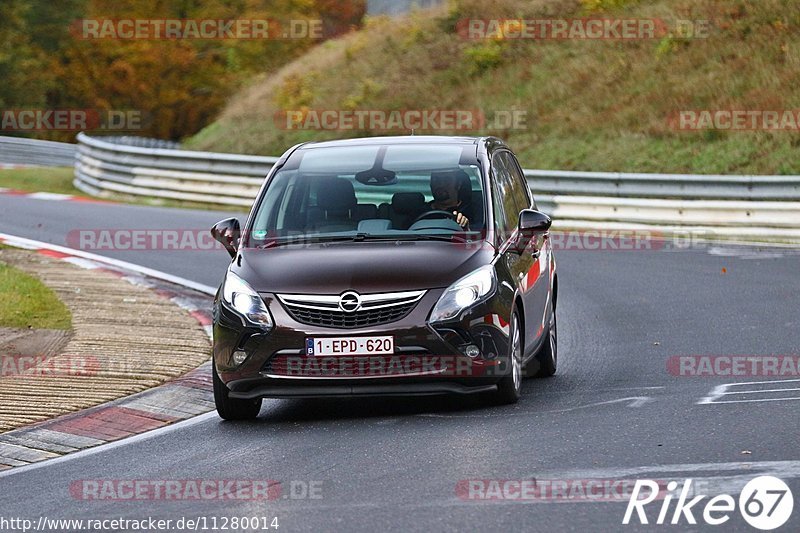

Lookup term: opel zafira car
[210,136,558,420]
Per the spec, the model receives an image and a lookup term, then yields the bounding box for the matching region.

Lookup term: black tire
[494,310,523,404]
[213,363,262,420]
[525,300,557,378]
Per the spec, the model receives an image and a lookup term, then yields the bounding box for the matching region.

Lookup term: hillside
[1,0,364,141]
[185,0,800,174]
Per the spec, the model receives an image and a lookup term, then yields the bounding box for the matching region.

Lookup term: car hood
[236,240,495,294]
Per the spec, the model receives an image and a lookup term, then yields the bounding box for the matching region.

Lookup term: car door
[490,152,535,331]
[499,150,550,350]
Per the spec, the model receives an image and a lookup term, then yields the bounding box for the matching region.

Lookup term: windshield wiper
[257,235,357,248]
[257,232,471,248]
[388,234,471,243]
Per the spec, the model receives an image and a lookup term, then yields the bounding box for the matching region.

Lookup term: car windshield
[247,143,485,246]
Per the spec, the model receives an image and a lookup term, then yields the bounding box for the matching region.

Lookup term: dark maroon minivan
[210,136,558,420]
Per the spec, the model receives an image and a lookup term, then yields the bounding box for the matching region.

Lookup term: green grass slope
[0,260,72,330]
[186,0,800,174]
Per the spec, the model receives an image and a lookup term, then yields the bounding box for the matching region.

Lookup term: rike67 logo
[623,476,794,530]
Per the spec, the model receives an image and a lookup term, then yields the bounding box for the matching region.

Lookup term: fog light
[232,350,247,365]
[464,344,480,358]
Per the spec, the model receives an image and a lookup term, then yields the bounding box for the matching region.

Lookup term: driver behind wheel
[429,170,472,229]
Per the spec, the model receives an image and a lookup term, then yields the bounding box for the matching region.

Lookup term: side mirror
[513,209,551,253]
[518,209,552,234]
[211,218,241,258]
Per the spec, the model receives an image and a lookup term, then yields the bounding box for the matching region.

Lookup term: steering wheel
[411,210,457,226]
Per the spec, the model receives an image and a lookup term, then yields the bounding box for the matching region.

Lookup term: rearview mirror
[211,217,241,258]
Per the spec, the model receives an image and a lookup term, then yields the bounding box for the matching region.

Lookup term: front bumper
[213,287,514,399]
[228,381,498,400]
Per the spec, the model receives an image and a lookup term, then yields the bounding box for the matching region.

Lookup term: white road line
[730,387,800,395]
[0,232,216,295]
[26,192,74,201]
[702,397,800,404]
[698,384,740,404]
[556,396,653,410]
[602,386,665,391]
[698,378,800,404]
[528,460,800,480]
[61,256,101,269]
[725,378,800,387]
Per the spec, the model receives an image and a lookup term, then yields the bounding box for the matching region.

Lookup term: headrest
[391,192,426,214]
[318,177,357,211]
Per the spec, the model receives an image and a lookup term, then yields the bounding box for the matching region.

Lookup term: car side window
[490,154,514,242]
[503,152,533,211]
[495,151,528,229]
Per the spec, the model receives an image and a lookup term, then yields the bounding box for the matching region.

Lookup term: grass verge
[0,259,72,330]
[0,167,78,195]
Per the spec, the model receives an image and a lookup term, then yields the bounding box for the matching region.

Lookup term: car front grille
[276,290,425,329]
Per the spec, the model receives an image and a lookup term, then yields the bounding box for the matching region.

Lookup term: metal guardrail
[74,133,277,206]
[527,170,800,236]
[0,136,77,167]
[73,133,800,238]
[524,169,800,201]
[97,136,182,150]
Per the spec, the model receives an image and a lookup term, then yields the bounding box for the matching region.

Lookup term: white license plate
[306,336,394,356]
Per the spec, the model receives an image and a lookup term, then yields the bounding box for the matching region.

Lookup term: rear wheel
[494,310,523,404]
[213,363,262,420]
[525,300,557,378]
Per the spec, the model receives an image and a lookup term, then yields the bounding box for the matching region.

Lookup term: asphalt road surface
[1,195,799,532]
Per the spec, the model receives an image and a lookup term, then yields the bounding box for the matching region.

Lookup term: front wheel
[213,363,262,420]
[494,310,523,404]
[525,300,557,378]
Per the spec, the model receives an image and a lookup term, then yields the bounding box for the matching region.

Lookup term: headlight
[430,265,496,323]
[222,270,273,329]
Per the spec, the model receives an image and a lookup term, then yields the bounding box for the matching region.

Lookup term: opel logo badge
[338,291,362,313]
